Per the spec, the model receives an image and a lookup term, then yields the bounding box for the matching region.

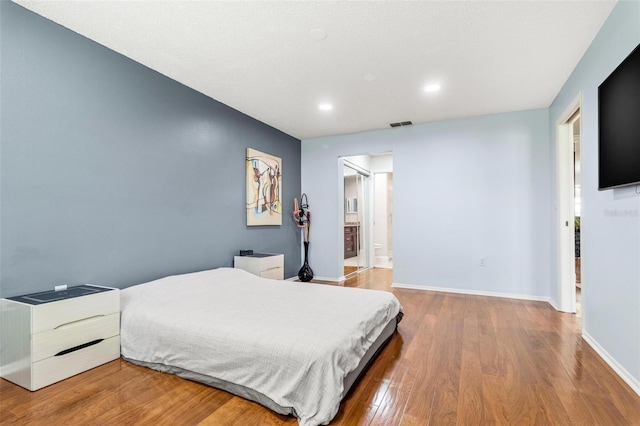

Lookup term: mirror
[346,198,358,213]
[343,162,369,276]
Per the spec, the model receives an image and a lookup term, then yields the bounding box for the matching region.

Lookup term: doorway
[556,94,581,315]
[373,172,393,269]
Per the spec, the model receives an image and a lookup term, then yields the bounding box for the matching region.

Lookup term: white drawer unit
[0,285,120,391]
[234,253,284,280]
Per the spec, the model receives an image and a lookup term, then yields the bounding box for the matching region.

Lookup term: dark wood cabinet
[344,225,358,258]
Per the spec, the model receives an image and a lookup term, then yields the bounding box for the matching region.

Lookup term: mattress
[120,267,402,426]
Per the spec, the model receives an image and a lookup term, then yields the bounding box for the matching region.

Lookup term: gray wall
[0,2,301,298]
[302,108,551,300]
[549,1,640,391]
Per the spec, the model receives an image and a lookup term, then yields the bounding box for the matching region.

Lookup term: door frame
[373,169,393,266]
[555,93,582,313]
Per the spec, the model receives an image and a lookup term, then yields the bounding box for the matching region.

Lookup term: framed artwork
[246,148,282,226]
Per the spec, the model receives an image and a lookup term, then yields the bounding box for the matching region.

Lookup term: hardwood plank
[197,397,289,426]
[573,345,640,424]
[401,293,463,424]
[427,294,465,425]
[369,363,415,426]
[456,296,484,426]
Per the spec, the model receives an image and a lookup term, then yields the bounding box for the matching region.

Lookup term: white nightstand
[0,285,120,391]
[234,253,284,280]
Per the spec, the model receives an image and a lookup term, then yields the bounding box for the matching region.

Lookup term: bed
[120,267,402,426]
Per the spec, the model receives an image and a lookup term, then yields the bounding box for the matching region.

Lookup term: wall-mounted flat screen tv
[598,42,640,190]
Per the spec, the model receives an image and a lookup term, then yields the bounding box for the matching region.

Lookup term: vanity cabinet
[344,226,359,259]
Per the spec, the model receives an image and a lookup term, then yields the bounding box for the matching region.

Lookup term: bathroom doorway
[373,172,393,269]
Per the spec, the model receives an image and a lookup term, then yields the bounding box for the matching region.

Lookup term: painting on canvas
[246,148,282,226]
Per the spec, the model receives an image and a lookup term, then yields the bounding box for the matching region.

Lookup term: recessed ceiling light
[318,103,333,111]
[364,73,377,82]
[424,83,441,93]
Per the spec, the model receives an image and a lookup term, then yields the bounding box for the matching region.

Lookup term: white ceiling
[13,0,616,140]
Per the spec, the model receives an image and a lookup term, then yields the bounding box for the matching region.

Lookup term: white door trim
[555,93,581,313]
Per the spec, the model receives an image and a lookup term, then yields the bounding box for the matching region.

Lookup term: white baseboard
[547,298,560,311]
[582,332,640,397]
[286,275,345,283]
[314,276,346,283]
[391,282,552,304]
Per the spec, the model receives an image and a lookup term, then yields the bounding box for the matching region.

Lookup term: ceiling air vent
[389,121,412,128]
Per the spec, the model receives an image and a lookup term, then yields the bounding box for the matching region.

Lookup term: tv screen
[598,42,640,190]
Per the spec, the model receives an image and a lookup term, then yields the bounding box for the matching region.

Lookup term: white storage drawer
[32,312,120,362]
[0,285,121,391]
[234,253,284,280]
[259,255,283,271]
[32,336,120,390]
[260,268,284,280]
[32,290,119,334]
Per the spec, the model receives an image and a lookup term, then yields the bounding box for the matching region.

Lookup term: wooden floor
[2,268,640,425]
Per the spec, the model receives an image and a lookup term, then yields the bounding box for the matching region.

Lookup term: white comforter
[120,267,402,426]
